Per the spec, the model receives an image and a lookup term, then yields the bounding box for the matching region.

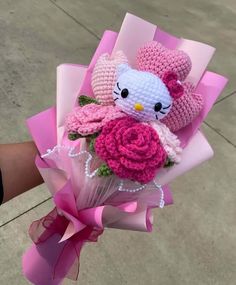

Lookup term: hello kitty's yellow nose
[134,103,144,111]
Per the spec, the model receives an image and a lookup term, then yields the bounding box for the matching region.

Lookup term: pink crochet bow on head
[162,71,184,100]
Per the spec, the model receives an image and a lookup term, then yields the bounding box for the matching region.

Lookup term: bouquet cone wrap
[23,13,227,285]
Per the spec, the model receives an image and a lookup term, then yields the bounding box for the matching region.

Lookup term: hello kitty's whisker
[117,82,121,90]
[114,98,119,101]
[113,91,119,95]
[163,105,171,109]
[160,111,166,114]
[155,114,159,120]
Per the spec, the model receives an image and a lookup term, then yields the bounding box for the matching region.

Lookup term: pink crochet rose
[65,103,125,136]
[95,117,167,184]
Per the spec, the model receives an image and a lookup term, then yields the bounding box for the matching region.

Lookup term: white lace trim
[118,180,146,193]
[41,145,98,178]
[154,180,165,208]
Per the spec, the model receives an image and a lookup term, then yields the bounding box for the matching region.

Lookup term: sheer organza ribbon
[23,180,151,285]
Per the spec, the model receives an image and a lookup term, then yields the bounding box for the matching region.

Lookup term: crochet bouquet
[23,14,227,285]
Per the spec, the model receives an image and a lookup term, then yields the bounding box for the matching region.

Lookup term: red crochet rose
[95,117,167,184]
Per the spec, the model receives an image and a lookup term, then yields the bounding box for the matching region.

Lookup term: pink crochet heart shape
[136,41,192,81]
[160,82,203,132]
[137,41,203,131]
[91,51,128,105]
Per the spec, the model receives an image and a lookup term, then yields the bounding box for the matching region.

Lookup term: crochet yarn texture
[65,104,125,136]
[136,41,192,81]
[91,51,128,105]
[160,82,203,132]
[137,41,203,131]
[95,117,167,184]
[113,64,173,122]
[150,121,182,163]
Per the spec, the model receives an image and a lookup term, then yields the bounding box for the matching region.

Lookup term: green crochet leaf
[164,157,175,168]
[78,95,100,107]
[89,132,99,139]
[97,163,113,177]
[68,133,83,141]
[68,132,100,142]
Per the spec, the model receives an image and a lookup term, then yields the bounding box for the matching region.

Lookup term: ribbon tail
[54,227,102,281]
[54,239,84,281]
[22,234,66,285]
[23,231,92,284]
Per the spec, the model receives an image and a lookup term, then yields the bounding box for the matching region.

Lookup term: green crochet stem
[89,133,99,139]
[98,164,113,177]
[78,95,100,107]
[87,133,99,152]
[89,138,96,152]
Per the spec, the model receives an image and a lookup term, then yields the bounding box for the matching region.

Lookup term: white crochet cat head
[113,64,183,122]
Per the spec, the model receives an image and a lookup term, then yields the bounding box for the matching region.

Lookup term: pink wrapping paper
[79,31,118,96]
[57,64,87,143]
[113,13,215,86]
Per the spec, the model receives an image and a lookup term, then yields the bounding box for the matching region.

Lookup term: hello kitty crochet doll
[112,64,183,122]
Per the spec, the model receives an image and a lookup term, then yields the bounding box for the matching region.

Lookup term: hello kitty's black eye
[121,88,129,98]
[154,102,162,112]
